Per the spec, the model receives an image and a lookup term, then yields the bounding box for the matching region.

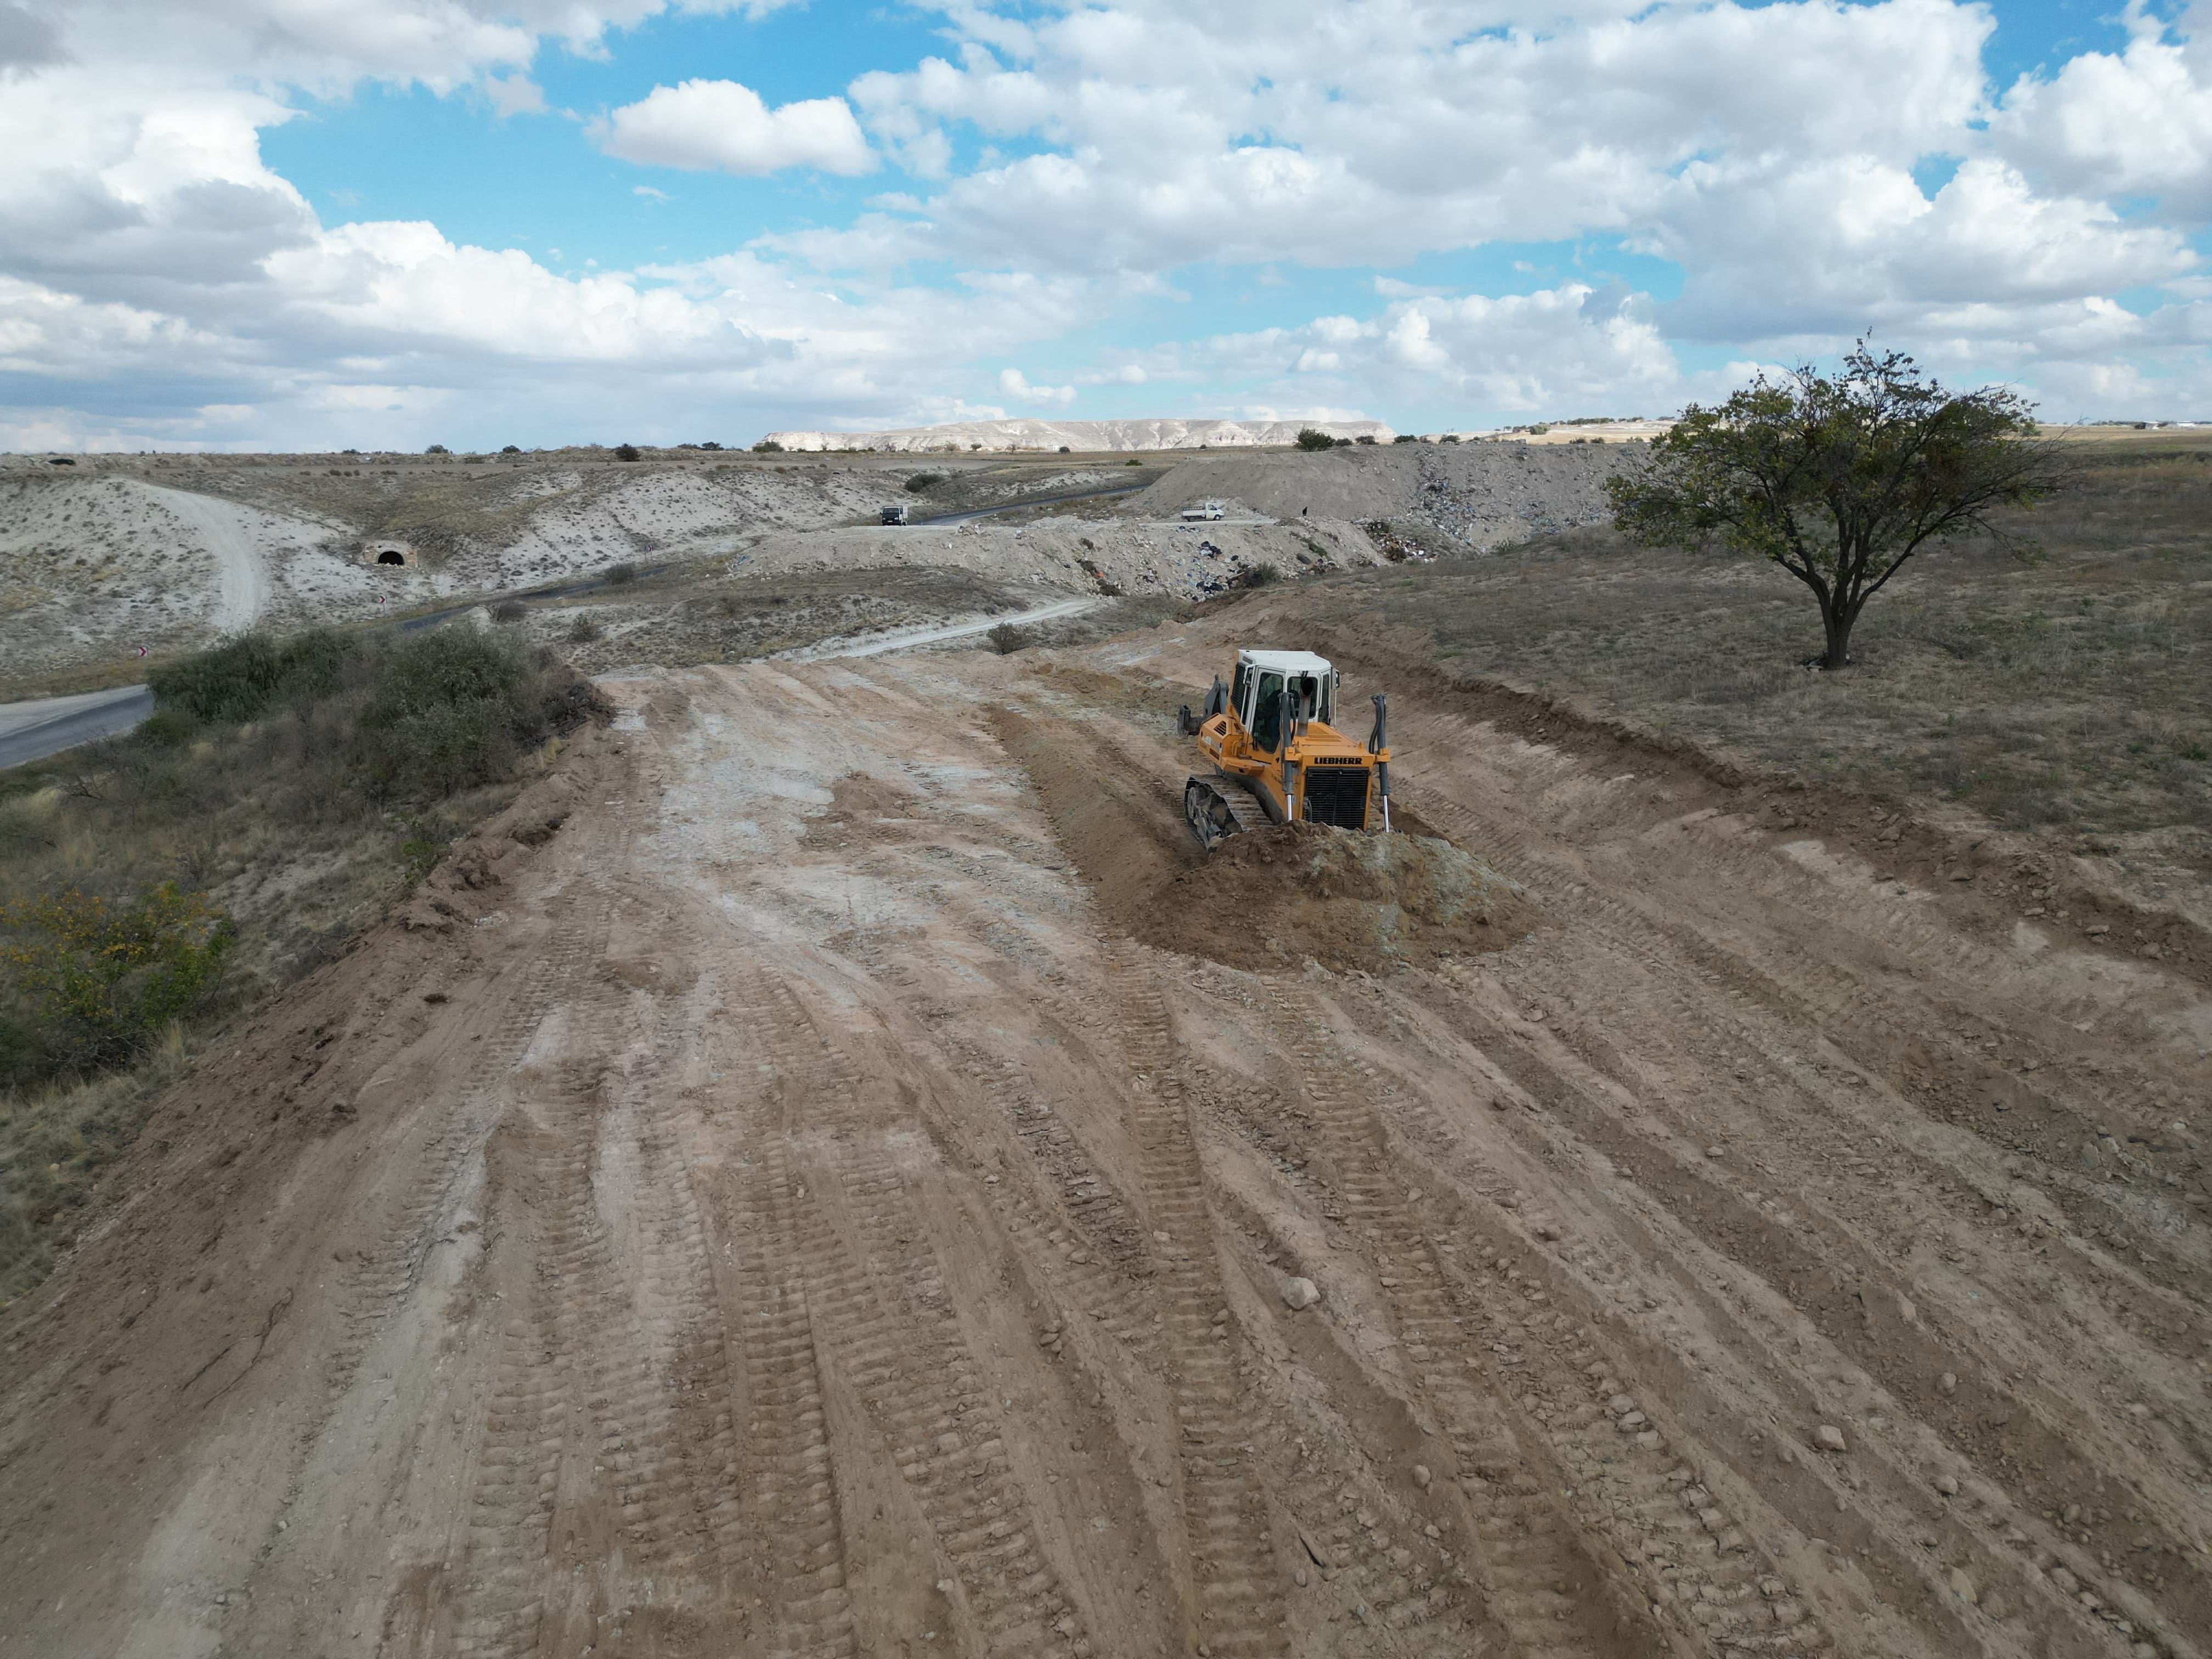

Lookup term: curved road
[0,684,153,769]
[774,594,1101,662]
[139,482,272,632]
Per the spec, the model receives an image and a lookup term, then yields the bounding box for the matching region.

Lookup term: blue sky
[3,0,2209,449]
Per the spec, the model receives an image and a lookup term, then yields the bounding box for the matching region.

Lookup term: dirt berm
[0,617,2207,1659]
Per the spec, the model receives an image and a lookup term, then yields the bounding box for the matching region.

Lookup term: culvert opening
[377,550,405,565]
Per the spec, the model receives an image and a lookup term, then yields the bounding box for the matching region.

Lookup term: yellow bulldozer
[1177,649,1393,850]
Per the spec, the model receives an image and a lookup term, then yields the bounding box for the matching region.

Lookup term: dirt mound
[988,703,1526,973]
[1161,820,1531,970]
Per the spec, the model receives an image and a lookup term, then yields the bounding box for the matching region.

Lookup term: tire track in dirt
[452,884,752,1654]
[1108,945,1289,1659]
[1393,961,2151,1659]
[583,895,754,1611]
[1259,975,1832,1658]
[1406,783,2208,1659]
[451,881,629,1659]
[715,1021,858,1659]
[742,971,1096,1658]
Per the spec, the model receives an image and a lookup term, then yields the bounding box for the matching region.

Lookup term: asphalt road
[0,684,154,770]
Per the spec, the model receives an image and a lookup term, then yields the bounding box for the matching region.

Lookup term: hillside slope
[1132,439,1639,546]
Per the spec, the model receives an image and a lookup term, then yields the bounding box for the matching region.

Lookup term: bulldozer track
[1108,944,1290,1659]
[1253,975,1799,1659]
[742,972,1097,1659]
[721,1036,859,1659]
[452,891,637,1657]
[1408,770,2210,1659]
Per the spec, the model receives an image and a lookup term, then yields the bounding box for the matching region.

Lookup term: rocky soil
[1,608,2203,1659]
[1130,441,1639,548]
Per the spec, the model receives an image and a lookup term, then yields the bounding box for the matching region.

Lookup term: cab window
[1251,672,1285,752]
[1230,661,1249,724]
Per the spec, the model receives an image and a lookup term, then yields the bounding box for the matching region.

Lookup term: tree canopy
[1605,343,2062,667]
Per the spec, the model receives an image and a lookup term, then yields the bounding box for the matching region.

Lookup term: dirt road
[775,594,1102,661]
[2,619,2207,1659]
[140,482,274,632]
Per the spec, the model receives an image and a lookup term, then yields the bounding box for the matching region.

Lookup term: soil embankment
[0,618,2206,1659]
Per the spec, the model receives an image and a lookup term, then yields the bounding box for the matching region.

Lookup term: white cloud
[484,72,545,118]
[998,366,1075,405]
[1174,282,1684,417]
[634,184,672,202]
[1988,1,2212,221]
[595,79,874,177]
[4,0,2212,448]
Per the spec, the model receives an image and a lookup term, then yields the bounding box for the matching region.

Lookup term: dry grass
[0,1027,191,1305]
[1284,441,2212,856]
[510,562,1054,672]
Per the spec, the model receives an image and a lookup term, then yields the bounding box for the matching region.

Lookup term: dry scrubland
[0,435,2205,1659]
[1253,440,2210,922]
[0,628,602,1293]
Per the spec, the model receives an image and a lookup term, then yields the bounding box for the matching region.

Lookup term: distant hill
[759,416,1395,453]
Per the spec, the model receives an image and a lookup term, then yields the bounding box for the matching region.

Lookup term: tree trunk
[1821,600,1858,668]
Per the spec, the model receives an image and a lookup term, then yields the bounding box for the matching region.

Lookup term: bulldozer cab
[1235,650,1335,754]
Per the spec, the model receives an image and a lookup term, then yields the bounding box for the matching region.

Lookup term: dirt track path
[1,623,2207,1659]
[139,481,273,631]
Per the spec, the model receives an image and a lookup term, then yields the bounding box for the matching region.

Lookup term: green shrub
[500,444,520,454]
[352,630,543,804]
[491,599,528,624]
[752,439,784,453]
[0,884,233,1084]
[1295,428,1335,452]
[904,472,943,493]
[1124,458,1142,466]
[425,443,450,455]
[149,629,349,725]
[1237,562,1281,589]
[988,622,1025,654]
[567,615,603,643]
[606,561,639,585]
[614,443,642,462]
[134,709,195,747]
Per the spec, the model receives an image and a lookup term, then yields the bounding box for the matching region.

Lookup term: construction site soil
[2,613,2208,1659]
